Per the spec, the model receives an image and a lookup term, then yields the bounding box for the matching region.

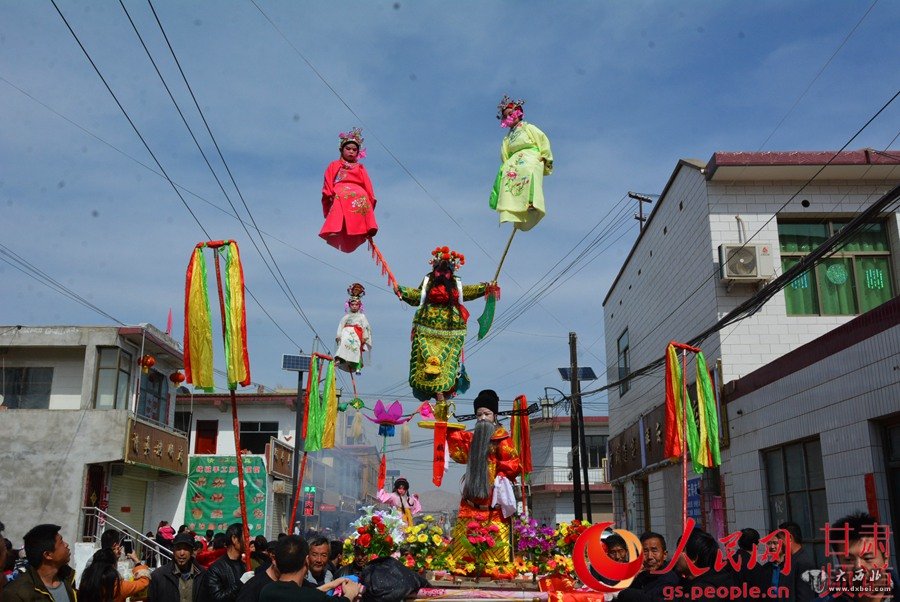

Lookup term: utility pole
[569,332,583,520]
[576,372,593,523]
[629,191,655,231]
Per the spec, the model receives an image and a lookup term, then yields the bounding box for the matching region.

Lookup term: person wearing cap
[319,127,378,253]
[446,390,520,564]
[376,477,422,526]
[148,532,205,602]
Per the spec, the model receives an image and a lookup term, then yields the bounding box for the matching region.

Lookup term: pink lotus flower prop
[365,400,413,436]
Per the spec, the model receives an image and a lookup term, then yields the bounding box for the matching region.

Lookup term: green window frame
[779,220,894,316]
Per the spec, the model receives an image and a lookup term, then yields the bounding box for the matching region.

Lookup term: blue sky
[2,1,899,486]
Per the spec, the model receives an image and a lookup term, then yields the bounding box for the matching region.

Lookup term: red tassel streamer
[432,422,447,487]
[368,239,401,297]
[378,454,387,489]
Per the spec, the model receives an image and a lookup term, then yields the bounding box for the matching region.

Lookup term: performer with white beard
[447,389,520,564]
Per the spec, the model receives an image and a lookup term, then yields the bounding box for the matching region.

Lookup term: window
[174,411,192,434]
[0,367,53,409]
[586,435,608,468]
[137,370,169,425]
[94,347,132,409]
[779,220,894,316]
[239,421,279,454]
[195,420,218,454]
[764,438,827,566]
[617,329,630,395]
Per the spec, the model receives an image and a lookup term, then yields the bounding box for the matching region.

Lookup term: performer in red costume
[447,389,519,564]
[319,128,378,253]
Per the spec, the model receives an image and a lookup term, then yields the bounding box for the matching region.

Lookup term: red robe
[448,426,520,522]
[319,159,378,253]
[447,425,520,564]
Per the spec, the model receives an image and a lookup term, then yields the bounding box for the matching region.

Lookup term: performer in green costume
[394,247,492,402]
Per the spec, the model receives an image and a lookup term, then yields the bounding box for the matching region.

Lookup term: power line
[0,74,392,296]
[0,244,125,325]
[117,0,326,357]
[247,0,497,265]
[0,242,276,392]
[754,0,881,154]
[143,0,326,350]
[372,196,635,399]
[583,182,900,400]
[49,0,308,365]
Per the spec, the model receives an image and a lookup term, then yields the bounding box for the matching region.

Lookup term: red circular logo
[572,522,644,592]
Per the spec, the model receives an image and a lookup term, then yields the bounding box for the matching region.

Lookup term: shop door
[81,464,106,541]
[108,470,148,534]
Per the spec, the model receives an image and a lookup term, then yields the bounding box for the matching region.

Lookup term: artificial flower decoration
[417,402,435,420]
[365,399,413,437]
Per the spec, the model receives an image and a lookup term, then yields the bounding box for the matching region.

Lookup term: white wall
[726,318,899,535]
[2,347,86,410]
[709,180,898,382]
[605,165,714,434]
[605,174,900,438]
[146,474,189,534]
[185,404,297,455]
[0,409,130,545]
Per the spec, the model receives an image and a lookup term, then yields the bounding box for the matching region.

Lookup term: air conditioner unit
[719,243,775,283]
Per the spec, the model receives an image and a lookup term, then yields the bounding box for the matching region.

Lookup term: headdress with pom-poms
[496,95,525,120]
[345,282,366,312]
[338,127,367,158]
[429,246,465,271]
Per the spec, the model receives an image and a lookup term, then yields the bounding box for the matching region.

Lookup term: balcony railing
[530,466,607,487]
[81,506,173,568]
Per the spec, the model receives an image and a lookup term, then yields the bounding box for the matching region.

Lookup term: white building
[528,416,612,526]
[174,391,380,538]
[0,324,187,546]
[723,295,900,564]
[602,150,900,549]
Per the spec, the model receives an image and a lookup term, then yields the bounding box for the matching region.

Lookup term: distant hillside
[416,488,461,516]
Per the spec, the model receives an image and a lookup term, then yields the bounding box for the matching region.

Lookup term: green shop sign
[185,456,267,536]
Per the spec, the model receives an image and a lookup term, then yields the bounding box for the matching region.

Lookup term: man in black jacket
[149,532,205,602]
[673,527,737,602]
[202,523,248,602]
[776,521,817,602]
[618,531,680,602]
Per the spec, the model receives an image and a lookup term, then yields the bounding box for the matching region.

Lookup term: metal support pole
[289,368,305,533]
[569,332,583,521]
[576,374,593,522]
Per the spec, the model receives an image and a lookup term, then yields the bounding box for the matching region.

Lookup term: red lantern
[139,354,156,374]
[169,371,185,385]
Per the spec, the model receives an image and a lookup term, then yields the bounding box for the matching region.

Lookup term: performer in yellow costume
[489,96,554,232]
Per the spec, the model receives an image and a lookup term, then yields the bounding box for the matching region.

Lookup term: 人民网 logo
[573,522,643,593]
